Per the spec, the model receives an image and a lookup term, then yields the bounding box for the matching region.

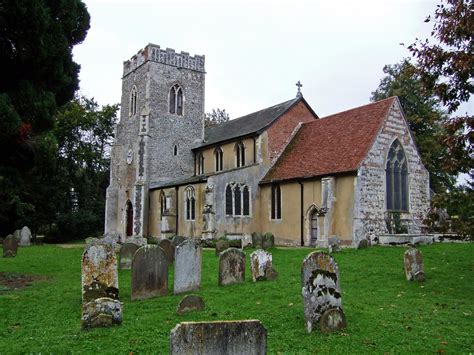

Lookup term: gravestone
[218,248,245,286]
[328,236,341,253]
[262,232,275,249]
[215,239,230,256]
[119,243,139,270]
[174,239,202,294]
[131,245,168,300]
[19,226,32,246]
[250,249,278,282]
[35,235,45,245]
[242,234,253,248]
[13,229,20,241]
[251,232,263,249]
[159,239,174,264]
[176,294,205,315]
[81,243,122,329]
[170,320,267,355]
[301,251,346,333]
[357,239,369,249]
[3,235,18,257]
[171,235,185,248]
[404,248,425,282]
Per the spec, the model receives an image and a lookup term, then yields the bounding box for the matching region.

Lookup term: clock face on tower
[127,149,133,164]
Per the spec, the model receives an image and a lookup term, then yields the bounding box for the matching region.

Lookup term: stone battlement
[123,43,205,76]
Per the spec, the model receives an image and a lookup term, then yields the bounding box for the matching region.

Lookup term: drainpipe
[299,181,304,246]
[175,186,179,236]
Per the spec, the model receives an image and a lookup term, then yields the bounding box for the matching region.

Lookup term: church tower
[105,44,205,239]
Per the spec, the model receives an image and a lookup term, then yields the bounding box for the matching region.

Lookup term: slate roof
[149,175,207,190]
[261,97,397,183]
[195,96,317,149]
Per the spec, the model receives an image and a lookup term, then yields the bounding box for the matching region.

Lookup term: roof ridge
[319,96,397,121]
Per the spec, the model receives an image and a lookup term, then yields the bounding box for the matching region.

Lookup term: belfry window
[271,184,281,220]
[386,140,409,211]
[169,84,183,115]
[129,86,138,117]
[215,146,223,172]
[235,141,245,168]
[185,186,196,221]
[196,152,204,175]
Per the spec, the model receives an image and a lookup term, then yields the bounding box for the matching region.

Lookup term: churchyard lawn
[0,243,472,353]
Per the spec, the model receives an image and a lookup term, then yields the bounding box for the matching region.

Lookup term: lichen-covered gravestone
[404,248,425,282]
[301,251,346,333]
[262,232,274,249]
[159,239,174,264]
[170,320,267,355]
[176,294,205,315]
[3,235,18,257]
[328,236,341,253]
[19,226,31,246]
[215,239,230,256]
[357,239,369,249]
[131,245,168,300]
[218,248,245,286]
[250,249,278,282]
[81,243,122,329]
[174,239,202,294]
[119,243,139,270]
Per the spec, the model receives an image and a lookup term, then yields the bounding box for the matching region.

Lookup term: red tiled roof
[261,97,397,183]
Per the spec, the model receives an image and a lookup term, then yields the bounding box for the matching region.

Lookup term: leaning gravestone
[218,248,245,286]
[131,245,168,300]
[250,249,278,282]
[176,294,205,315]
[404,248,425,282]
[170,320,267,355]
[119,243,139,270]
[159,239,174,264]
[174,239,202,294]
[3,235,18,257]
[81,243,122,329]
[301,251,346,333]
[19,226,32,246]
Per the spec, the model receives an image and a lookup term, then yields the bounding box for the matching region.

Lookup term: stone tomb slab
[170,320,267,355]
[301,251,346,333]
[159,239,174,264]
[404,248,425,282]
[218,248,245,286]
[131,245,168,300]
[174,239,202,294]
[250,249,277,282]
[19,226,31,246]
[119,243,139,270]
[3,235,18,257]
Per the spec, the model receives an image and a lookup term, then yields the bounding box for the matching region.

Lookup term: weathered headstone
[250,249,278,282]
[159,239,174,264]
[3,235,18,257]
[176,294,205,315]
[328,236,341,253]
[301,251,346,333]
[404,248,425,282]
[174,239,202,294]
[262,232,275,249]
[171,235,185,248]
[13,229,20,241]
[170,320,267,355]
[19,226,31,246]
[81,243,122,329]
[251,232,263,249]
[218,248,245,286]
[131,245,168,300]
[119,243,139,270]
[242,234,253,248]
[215,239,230,256]
[357,239,369,249]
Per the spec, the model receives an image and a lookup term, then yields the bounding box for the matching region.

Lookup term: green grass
[0,243,473,353]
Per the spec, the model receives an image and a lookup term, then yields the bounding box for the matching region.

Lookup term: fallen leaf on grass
[255,301,261,305]
[288,303,293,307]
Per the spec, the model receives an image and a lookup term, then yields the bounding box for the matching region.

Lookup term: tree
[205,108,230,128]
[0,0,90,236]
[371,59,455,192]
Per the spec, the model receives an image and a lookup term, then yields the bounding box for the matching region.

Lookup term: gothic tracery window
[215,146,223,172]
[235,141,245,168]
[225,183,250,217]
[185,186,196,221]
[169,84,183,115]
[386,140,409,211]
[129,86,138,117]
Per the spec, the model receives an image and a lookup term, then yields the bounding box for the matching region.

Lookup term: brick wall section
[266,101,317,163]
[352,100,430,244]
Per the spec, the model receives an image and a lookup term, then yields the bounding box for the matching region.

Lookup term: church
[104,43,431,247]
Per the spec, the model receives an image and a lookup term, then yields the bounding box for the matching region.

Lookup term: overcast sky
[73,0,467,119]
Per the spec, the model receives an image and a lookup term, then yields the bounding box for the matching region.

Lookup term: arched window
[271,184,281,220]
[185,186,196,221]
[129,86,138,117]
[160,191,166,219]
[126,200,133,236]
[169,84,183,115]
[235,141,245,168]
[386,140,409,211]
[225,183,251,217]
[225,185,233,215]
[242,186,250,216]
[214,146,223,172]
[234,185,241,216]
[196,152,204,175]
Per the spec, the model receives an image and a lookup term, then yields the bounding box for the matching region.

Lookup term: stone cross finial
[296,81,303,97]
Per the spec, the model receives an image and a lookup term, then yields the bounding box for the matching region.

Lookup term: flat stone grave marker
[218,248,245,286]
[131,245,168,300]
[19,226,31,246]
[3,235,18,257]
[404,248,425,282]
[176,294,205,315]
[170,320,267,355]
[250,249,278,282]
[119,243,139,270]
[81,243,121,329]
[159,239,174,264]
[301,251,346,333]
[174,239,202,294]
